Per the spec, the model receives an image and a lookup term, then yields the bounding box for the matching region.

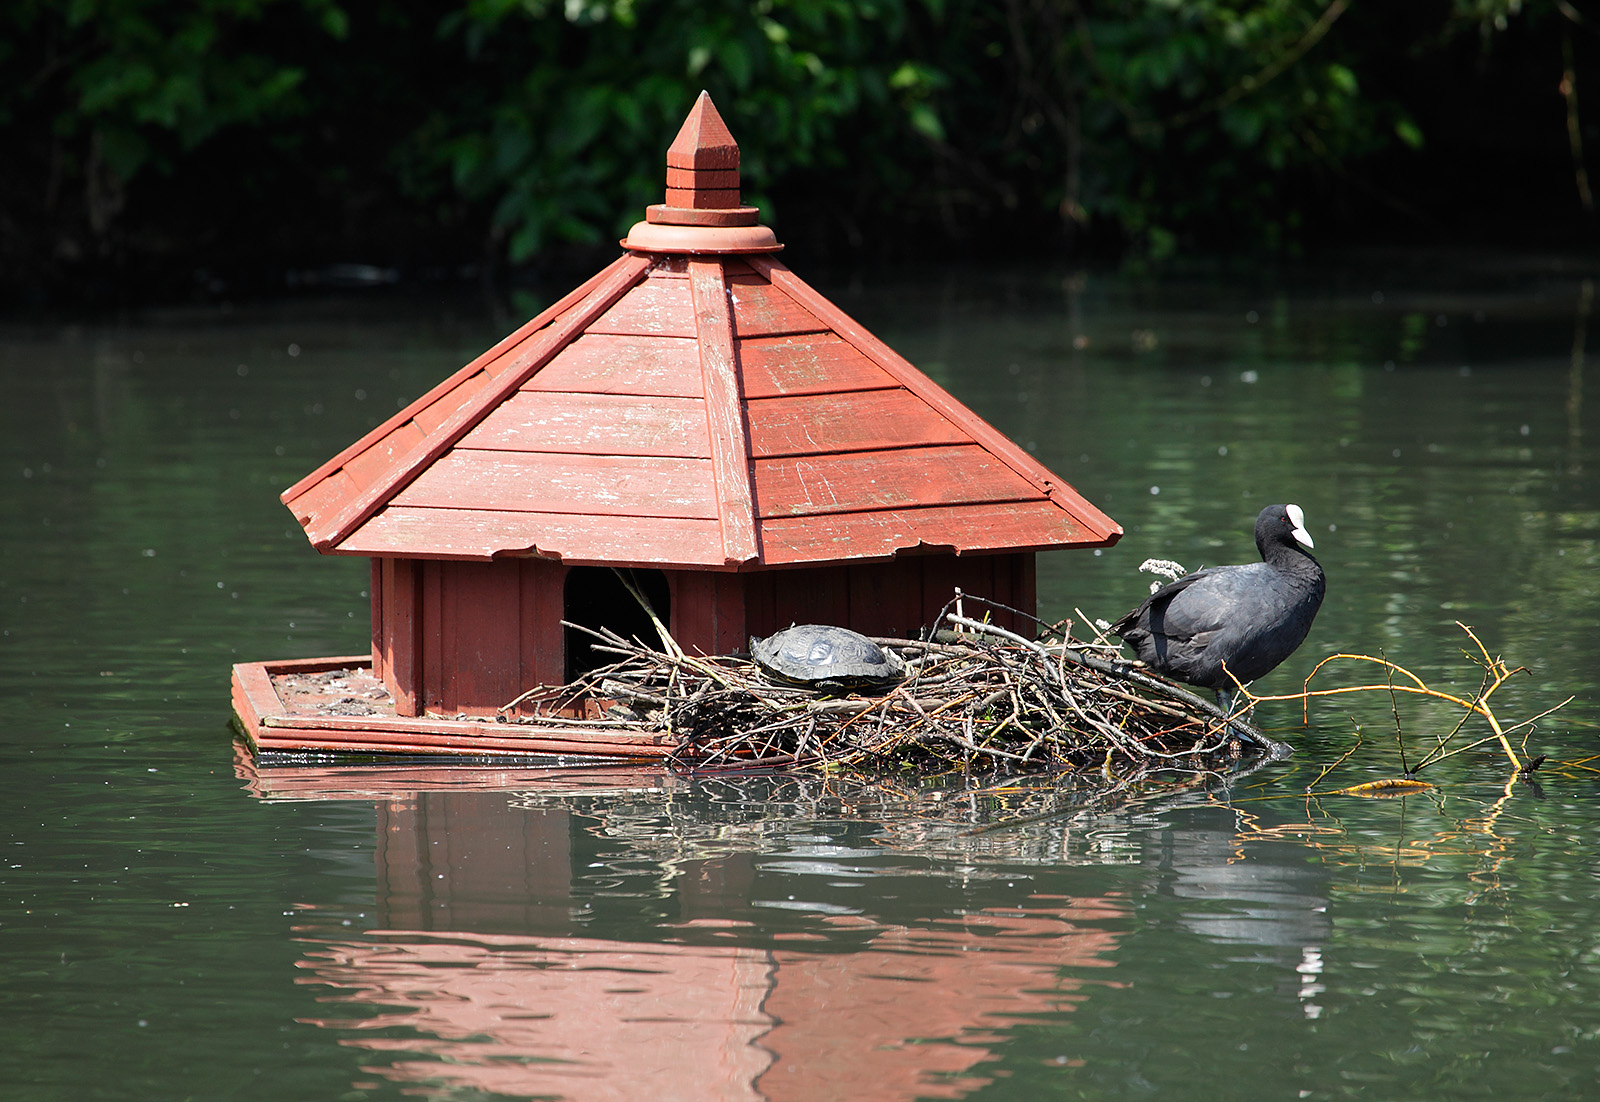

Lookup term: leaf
[717,37,752,90]
[908,101,944,142]
[1395,118,1425,150]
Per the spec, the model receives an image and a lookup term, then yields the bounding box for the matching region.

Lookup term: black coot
[1111,504,1325,712]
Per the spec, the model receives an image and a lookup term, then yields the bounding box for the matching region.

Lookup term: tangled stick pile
[505,598,1292,777]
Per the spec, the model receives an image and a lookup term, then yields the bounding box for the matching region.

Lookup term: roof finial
[623,91,779,255]
[665,91,740,208]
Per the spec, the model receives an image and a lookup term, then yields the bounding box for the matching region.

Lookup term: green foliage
[0,0,1580,295]
[1,0,347,256]
[398,0,1430,260]
[409,0,938,260]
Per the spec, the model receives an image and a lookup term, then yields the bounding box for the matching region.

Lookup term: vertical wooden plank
[742,570,777,641]
[437,560,461,716]
[978,555,1031,631]
[386,558,423,717]
[921,554,962,636]
[772,565,849,628]
[370,558,386,686]
[437,561,525,716]
[955,556,999,631]
[521,558,566,693]
[1017,553,1038,631]
[381,557,397,710]
[847,561,921,639]
[518,558,539,707]
[713,571,747,655]
[544,560,568,689]
[422,560,444,715]
[904,560,933,638]
[667,570,747,657]
[929,553,1037,634]
[688,258,759,564]
[668,571,716,656]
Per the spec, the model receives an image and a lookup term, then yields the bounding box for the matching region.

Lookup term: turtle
[749,624,906,691]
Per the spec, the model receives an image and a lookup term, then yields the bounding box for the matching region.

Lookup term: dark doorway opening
[562,567,671,683]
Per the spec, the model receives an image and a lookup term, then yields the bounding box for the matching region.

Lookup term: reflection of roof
[281,94,1119,568]
[300,908,1122,1102]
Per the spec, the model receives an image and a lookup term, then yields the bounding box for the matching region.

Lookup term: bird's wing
[1111,569,1206,634]
[1144,565,1267,639]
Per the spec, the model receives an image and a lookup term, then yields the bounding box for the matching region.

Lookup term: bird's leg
[1215,687,1252,738]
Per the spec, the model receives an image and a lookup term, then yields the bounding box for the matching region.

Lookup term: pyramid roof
[282,94,1120,568]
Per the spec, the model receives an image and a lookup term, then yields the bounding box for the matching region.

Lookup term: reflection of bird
[1111,504,1326,714]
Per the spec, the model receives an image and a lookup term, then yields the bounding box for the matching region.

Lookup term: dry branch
[503,600,1292,780]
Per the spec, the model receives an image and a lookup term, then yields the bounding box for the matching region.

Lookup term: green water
[4,257,1599,1100]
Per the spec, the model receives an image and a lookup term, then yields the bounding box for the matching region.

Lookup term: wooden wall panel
[737,334,896,399]
[929,553,1037,633]
[370,559,385,686]
[436,560,524,717]
[669,571,715,656]
[741,559,1000,642]
[525,334,702,398]
[519,558,566,698]
[421,560,444,714]
[670,570,748,657]
[741,570,778,641]
[752,445,1033,517]
[754,501,1102,565]
[340,507,726,568]
[585,274,697,337]
[712,570,749,655]
[746,390,971,458]
[379,557,423,716]
[726,274,827,337]
[769,564,850,630]
[379,551,1036,718]
[469,392,711,458]
[1016,554,1038,628]
[846,561,923,639]
[394,451,719,519]
[920,555,963,636]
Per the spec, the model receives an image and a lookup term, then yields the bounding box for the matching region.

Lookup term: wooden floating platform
[231,655,675,763]
[230,739,671,800]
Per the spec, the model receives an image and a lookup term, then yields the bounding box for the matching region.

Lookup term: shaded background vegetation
[2,0,1595,307]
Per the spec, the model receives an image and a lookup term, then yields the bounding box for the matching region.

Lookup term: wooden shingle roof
[282,94,1120,568]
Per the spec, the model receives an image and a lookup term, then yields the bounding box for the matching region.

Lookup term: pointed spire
[667,92,740,171]
[665,93,741,209]
[623,91,779,255]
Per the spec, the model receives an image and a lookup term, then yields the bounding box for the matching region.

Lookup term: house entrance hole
[562,567,671,683]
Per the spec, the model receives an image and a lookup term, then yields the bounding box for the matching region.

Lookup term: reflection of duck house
[232,93,1120,759]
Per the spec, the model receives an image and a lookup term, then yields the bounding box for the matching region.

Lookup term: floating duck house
[232,93,1121,759]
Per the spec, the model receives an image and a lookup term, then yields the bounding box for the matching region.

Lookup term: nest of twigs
[504,595,1292,779]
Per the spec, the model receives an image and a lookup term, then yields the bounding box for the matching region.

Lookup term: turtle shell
[749,625,905,690]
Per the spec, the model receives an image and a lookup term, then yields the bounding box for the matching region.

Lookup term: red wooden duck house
[232,93,1121,761]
